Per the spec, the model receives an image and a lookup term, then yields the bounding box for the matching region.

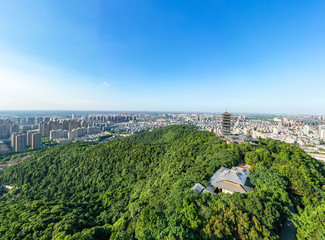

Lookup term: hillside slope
[0,125,324,239]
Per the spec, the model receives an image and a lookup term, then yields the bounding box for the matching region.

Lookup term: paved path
[280,205,297,240]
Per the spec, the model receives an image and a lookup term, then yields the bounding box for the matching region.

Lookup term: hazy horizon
[0,109,323,117]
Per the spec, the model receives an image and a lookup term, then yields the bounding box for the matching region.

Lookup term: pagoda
[221,111,232,135]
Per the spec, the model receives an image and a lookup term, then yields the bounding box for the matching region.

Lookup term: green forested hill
[0,125,324,239]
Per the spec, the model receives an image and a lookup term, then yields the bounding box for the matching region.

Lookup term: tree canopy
[0,125,324,239]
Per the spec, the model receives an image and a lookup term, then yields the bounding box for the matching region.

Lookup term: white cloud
[102,81,110,87]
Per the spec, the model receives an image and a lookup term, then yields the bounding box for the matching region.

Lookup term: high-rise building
[68,127,87,139]
[49,121,62,131]
[39,122,50,137]
[27,131,34,147]
[68,121,78,131]
[77,127,87,137]
[80,120,88,128]
[17,117,26,126]
[320,125,325,140]
[11,132,19,149]
[68,130,78,139]
[36,117,43,124]
[31,133,41,150]
[43,117,51,123]
[320,130,325,140]
[61,120,70,130]
[87,127,101,135]
[221,111,232,135]
[10,124,19,134]
[15,134,27,152]
[50,129,69,140]
[0,120,18,139]
[27,117,36,125]
[39,122,44,136]
[0,124,10,139]
[303,125,310,135]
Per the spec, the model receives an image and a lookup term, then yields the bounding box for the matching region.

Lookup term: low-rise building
[191,183,206,193]
[209,167,253,194]
[191,166,254,195]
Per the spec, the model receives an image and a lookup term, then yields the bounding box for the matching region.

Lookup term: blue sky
[0,1,325,114]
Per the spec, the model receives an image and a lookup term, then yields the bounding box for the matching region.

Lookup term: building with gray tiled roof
[190,183,206,193]
[210,166,253,194]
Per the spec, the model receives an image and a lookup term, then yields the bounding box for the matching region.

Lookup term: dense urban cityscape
[1,111,325,164]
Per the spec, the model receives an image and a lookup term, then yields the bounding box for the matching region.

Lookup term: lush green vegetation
[97,134,113,141]
[0,149,35,164]
[0,136,54,164]
[42,137,58,147]
[0,125,324,239]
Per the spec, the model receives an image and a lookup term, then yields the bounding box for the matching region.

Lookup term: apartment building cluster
[16,116,51,131]
[11,131,41,152]
[0,120,19,139]
[95,113,325,148]
[89,115,136,122]
[39,119,88,137]
[39,119,102,142]
[49,127,101,142]
[228,116,325,146]
[0,119,41,152]
[17,117,42,126]
[3,112,325,153]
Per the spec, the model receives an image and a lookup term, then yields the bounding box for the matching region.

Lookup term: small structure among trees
[191,166,254,194]
[210,166,253,194]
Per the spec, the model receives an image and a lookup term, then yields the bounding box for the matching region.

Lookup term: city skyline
[1,1,325,114]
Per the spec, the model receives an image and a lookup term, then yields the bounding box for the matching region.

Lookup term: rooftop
[222,112,232,116]
[210,166,250,186]
[190,183,205,193]
[213,180,253,193]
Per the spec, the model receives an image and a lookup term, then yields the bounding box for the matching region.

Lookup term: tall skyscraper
[221,111,232,135]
